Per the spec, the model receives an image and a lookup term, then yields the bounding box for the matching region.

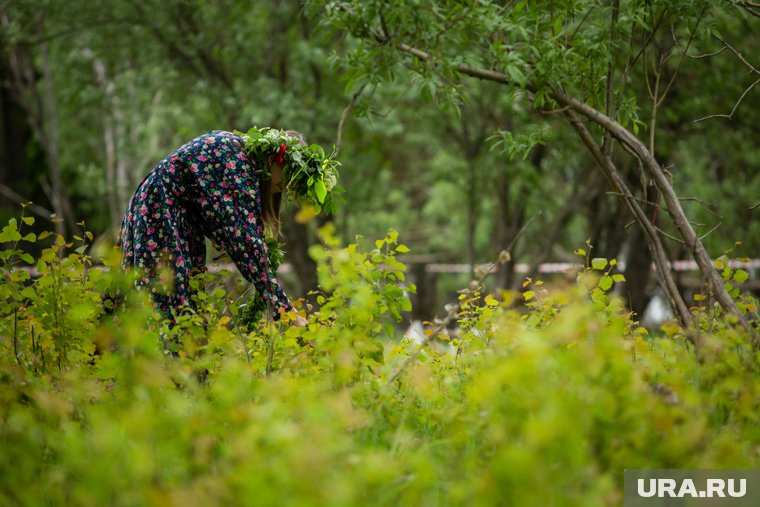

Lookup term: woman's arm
[182,131,294,318]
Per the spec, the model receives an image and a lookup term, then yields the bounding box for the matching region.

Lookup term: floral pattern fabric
[120,130,292,319]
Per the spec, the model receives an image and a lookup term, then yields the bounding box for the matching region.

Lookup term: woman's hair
[260,130,307,237]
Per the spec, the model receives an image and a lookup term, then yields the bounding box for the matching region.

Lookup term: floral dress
[120,130,292,319]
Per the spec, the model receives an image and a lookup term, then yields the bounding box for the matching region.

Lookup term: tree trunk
[555,92,753,337]
[622,224,654,319]
[491,172,522,291]
[39,41,76,236]
[281,208,320,307]
[564,110,693,329]
[410,263,437,322]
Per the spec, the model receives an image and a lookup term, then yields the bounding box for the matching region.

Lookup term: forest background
[1,0,758,323]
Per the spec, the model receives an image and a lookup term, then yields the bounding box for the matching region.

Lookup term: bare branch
[335,83,367,154]
[605,191,671,212]
[678,197,722,219]
[714,35,760,75]
[621,9,668,85]
[699,222,721,241]
[654,225,686,245]
[657,7,705,108]
[0,184,53,219]
[688,46,727,59]
[693,77,760,122]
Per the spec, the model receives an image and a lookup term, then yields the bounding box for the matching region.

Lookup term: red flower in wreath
[276,143,287,165]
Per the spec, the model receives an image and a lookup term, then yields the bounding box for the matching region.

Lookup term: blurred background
[1,0,758,323]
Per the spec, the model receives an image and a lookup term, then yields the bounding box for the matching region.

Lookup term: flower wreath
[235,126,343,215]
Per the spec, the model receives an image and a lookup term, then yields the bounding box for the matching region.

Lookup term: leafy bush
[0,214,758,506]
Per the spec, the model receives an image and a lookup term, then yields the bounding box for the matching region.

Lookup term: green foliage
[1,216,759,505]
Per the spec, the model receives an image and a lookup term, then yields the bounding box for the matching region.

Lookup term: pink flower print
[199,155,208,162]
[176,258,184,267]
[166,198,174,205]
[225,161,234,169]
[247,213,255,222]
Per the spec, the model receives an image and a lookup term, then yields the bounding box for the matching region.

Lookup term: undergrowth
[0,213,758,506]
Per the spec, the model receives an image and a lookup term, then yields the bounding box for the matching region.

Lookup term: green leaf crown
[236,126,343,215]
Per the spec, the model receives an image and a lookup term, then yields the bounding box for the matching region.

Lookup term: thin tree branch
[335,83,367,154]
[714,35,760,75]
[0,184,53,219]
[699,222,721,241]
[657,8,704,108]
[678,196,722,219]
[693,77,760,122]
[689,46,727,59]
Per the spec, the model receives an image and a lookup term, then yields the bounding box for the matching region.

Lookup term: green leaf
[598,275,613,291]
[733,270,749,284]
[612,274,625,282]
[591,258,608,270]
[22,216,35,225]
[506,64,526,86]
[396,244,410,253]
[20,252,34,264]
[314,178,327,203]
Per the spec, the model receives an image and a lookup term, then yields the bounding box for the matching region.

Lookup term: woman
[120,129,311,325]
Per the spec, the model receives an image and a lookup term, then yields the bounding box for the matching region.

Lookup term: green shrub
[0,215,758,506]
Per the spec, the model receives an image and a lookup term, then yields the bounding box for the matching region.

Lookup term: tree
[310,0,758,339]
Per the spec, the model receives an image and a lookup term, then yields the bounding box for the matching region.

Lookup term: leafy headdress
[236,126,343,215]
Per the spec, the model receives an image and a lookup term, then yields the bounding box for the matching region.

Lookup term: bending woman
[119,128,335,325]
